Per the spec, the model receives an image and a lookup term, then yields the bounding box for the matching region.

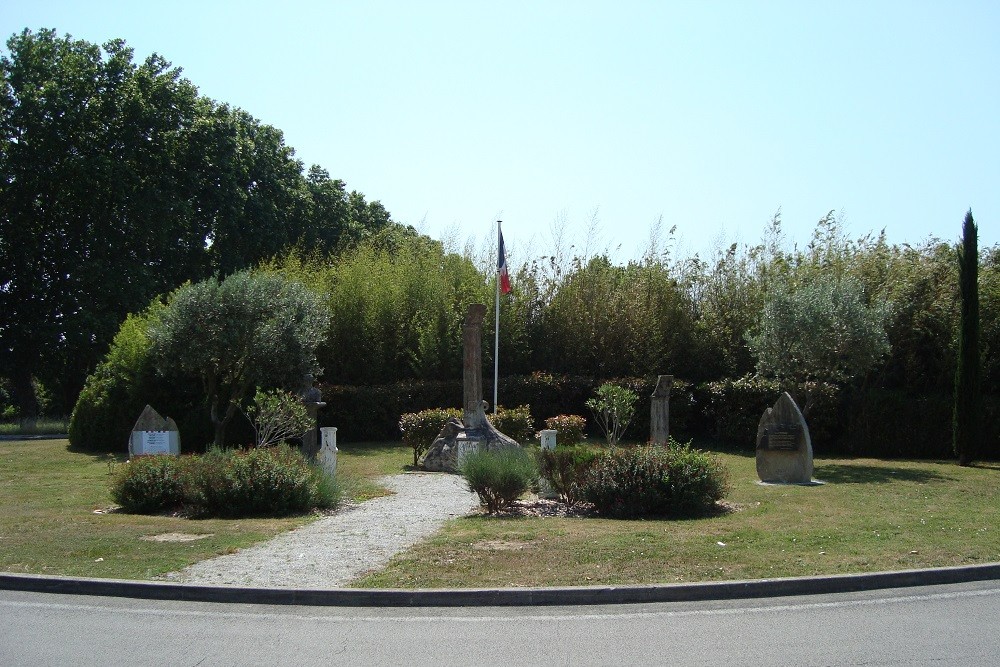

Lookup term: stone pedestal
[756,392,814,484]
[301,401,327,461]
[650,374,673,445]
[318,427,338,478]
[421,304,522,472]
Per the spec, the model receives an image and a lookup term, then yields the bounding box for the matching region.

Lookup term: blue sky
[3,1,998,264]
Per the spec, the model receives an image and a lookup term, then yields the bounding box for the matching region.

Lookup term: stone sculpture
[420,304,520,472]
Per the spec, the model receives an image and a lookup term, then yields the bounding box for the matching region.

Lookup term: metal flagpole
[494,221,501,415]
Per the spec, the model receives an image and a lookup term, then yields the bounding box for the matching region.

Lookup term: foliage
[491,404,535,443]
[581,442,728,518]
[586,383,638,446]
[245,388,314,448]
[954,211,981,466]
[543,414,587,446]
[747,274,889,413]
[399,407,462,466]
[109,445,339,517]
[149,271,328,447]
[459,447,538,514]
[110,455,189,513]
[536,445,600,506]
[0,28,406,427]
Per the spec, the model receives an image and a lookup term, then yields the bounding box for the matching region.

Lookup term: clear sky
[3,1,998,264]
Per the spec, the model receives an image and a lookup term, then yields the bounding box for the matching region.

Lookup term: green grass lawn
[355,451,1000,589]
[0,438,409,580]
[2,438,999,587]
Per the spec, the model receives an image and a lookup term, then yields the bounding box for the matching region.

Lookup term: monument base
[420,417,521,473]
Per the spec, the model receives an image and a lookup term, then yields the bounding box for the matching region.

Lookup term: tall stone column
[650,374,673,445]
[463,303,488,430]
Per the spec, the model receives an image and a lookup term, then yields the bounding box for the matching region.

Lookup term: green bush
[543,414,587,445]
[399,407,462,466]
[581,441,728,518]
[491,404,534,442]
[110,445,339,517]
[110,455,189,513]
[586,383,638,445]
[537,445,600,506]
[460,447,537,514]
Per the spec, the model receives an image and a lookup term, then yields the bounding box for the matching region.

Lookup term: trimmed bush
[109,445,339,517]
[543,414,587,446]
[581,441,728,518]
[492,404,534,443]
[537,445,600,506]
[460,447,537,514]
[399,407,462,466]
[110,455,190,514]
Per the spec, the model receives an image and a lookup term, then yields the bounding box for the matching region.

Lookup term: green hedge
[110,445,339,517]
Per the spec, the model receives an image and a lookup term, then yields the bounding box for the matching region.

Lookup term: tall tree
[953,210,981,466]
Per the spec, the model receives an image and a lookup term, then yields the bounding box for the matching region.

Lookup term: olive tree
[149,271,328,447]
[747,274,890,415]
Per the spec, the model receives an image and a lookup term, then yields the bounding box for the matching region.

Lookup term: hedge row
[319,373,1000,459]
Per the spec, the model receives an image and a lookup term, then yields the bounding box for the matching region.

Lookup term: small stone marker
[129,405,180,456]
[650,374,673,444]
[540,429,557,451]
[755,392,813,484]
[318,427,338,478]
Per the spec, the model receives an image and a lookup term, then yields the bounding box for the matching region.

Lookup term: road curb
[3,563,999,607]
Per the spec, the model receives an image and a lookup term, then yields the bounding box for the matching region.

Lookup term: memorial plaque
[141,431,172,455]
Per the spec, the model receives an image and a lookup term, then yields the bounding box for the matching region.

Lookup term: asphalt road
[3,581,999,666]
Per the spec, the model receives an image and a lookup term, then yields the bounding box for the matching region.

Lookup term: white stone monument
[128,405,180,456]
[318,427,338,478]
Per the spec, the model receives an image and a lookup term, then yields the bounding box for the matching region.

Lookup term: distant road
[3,581,999,665]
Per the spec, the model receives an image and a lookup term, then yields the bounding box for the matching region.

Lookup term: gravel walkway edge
[169,472,480,589]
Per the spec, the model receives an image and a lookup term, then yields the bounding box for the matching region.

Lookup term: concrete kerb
[3,563,1000,608]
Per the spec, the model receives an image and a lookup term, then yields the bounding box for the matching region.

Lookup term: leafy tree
[586,383,638,446]
[149,271,328,447]
[953,210,981,466]
[245,388,314,448]
[748,274,890,415]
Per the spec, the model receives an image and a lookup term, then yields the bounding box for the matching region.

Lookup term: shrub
[491,404,534,442]
[460,447,537,514]
[245,388,314,447]
[543,414,587,445]
[110,455,189,513]
[110,445,339,517]
[586,383,638,445]
[537,445,600,506]
[581,441,728,518]
[400,407,462,466]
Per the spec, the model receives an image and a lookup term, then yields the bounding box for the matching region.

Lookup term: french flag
[498,227,511,294]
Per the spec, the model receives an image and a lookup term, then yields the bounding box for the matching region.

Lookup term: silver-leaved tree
[150,271,328,447]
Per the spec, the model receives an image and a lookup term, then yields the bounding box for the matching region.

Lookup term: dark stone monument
[420,304,520,472]
[300,374,326,461]
[650,374,673,444]
[755,392,813,484]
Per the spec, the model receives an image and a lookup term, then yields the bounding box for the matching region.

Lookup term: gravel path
[168,472,479,589]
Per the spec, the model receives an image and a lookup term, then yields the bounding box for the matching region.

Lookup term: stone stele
[420,303,520,472]
[129,404,180,456]
[755,392,813,484]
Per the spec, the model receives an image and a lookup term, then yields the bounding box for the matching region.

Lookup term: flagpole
[494,221,501,416]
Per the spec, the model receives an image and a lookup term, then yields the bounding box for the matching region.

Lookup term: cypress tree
[954,210,981,466]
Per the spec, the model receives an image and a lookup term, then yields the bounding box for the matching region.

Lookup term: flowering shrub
[543,414,586,445]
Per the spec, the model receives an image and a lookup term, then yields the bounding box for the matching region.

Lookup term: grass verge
[355,451,1000,589]
[0,438,408,580]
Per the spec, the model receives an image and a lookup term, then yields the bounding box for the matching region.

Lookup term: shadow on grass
[814,463,954,484]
